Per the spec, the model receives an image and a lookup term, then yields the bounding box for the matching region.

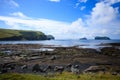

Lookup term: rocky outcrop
[95,36,110,40]
[46,35,55,40]
[79,37,87,40]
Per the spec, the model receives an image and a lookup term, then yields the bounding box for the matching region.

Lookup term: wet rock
[84,66,105,73]
[32,64,43,72]
[54,66,64,74]
[21,64,28,69]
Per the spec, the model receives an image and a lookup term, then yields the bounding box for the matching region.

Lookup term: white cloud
[8,0,19,7]
[85,0,120,38]
[103,0,120,5]
[75,0,87,8]
[73,0,120,38]
[114,30,120,34]
[10,12,30,19]
[78,0,88,3]
[80,6,86,10]
[87,2,119,25]
[74,3,80,8]
[49,0,60,2]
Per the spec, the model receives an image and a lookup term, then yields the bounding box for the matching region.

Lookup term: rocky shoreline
[0,43,120,75]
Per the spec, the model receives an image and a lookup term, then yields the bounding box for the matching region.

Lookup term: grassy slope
[0,72,120,80]
[0,28,46,40]
[0,29,21,38]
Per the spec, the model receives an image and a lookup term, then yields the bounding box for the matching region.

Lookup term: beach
[0,42,120,75]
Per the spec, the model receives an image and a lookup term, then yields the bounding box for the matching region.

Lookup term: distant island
[79,37,87,40]
[78,36,111,40]
[95,36,110,40]
[0,28,55,41]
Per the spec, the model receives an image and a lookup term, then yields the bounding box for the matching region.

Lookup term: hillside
[0,28,54,41]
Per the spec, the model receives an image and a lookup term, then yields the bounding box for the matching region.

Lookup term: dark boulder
[32,64,43,72]
[54,66,64,74]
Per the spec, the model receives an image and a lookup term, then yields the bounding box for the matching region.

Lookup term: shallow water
[0,39,120,49]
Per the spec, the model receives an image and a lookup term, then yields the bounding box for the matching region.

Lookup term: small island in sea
[79,37,87,40]
[95,36,110,40]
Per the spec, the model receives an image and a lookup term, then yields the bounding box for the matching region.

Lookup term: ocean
[0,39,120,49]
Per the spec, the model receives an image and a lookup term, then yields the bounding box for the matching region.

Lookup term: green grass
[0,29,21,38]
[0,72,120,80]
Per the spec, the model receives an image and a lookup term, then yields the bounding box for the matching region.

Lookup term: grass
[0,72,120,80]
[0,29,21,38]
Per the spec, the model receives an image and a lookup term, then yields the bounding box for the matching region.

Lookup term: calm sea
[0,39,120,49]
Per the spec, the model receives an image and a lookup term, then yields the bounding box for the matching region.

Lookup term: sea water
[0,39,120,49]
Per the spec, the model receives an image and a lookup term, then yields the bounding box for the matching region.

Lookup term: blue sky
[0,0,120,39]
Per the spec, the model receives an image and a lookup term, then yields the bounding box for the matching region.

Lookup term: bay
[0,39,120,49]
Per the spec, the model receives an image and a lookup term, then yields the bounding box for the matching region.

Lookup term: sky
[0,0,120,39]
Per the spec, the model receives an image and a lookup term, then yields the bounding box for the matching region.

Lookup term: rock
[84,66,105,73]
[32,64,42,72]
[79,37,87,40]
[100,47,120,57]
[54,66,64,74]
[46,35,55,40]
[95,36,110,40]
[50,56,56,60]
[71,65,80,74]
[21,64,28,69]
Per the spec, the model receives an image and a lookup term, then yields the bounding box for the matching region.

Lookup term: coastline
[0,43,120,75]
